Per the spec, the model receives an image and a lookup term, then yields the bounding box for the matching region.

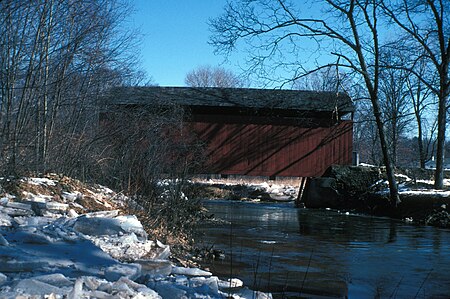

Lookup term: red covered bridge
[104,87,354,178]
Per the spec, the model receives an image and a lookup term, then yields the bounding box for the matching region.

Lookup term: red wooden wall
[189,120,353,177]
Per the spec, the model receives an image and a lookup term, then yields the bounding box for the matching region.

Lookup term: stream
[197,200,450,298]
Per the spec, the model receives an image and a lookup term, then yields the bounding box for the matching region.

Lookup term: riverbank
[188,177,299,203]
[188,167,450,228]
[0,174,271,298]
[302,165,450,228]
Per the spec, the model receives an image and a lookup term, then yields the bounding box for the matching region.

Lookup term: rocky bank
[301,165,450,228]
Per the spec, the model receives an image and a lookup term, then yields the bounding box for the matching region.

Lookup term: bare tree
[382,0,450,188]
[379,50,413,166]
[185,65,245,87]
[0,0,143,175]
[292,65,351,92]
[404,58,437,169]
[92,102,205,237]
[210,0,400,205]
[353,99,383,165]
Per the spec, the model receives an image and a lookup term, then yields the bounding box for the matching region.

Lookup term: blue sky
[130,0,241,86]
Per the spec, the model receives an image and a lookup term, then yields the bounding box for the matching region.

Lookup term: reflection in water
[388,222,397,243]
[198,200,450,298]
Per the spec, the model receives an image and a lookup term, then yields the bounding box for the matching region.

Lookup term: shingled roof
[104,86,354,114]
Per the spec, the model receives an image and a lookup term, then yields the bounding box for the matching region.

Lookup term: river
[197,200,450,298]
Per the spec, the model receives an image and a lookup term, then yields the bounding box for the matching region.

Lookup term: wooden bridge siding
[189,120,353,177]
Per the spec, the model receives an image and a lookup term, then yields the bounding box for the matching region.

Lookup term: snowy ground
[0,175,272,298]
[191,178,299,202]
[372,173,450,196]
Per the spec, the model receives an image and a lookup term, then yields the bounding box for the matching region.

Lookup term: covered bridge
[103,86,354,178]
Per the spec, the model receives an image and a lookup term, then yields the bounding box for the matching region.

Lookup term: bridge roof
[104,86,354,115]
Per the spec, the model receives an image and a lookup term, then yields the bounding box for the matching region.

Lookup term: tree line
[0,1,176,191]
[0,1,205,238]
[209,0,449,205]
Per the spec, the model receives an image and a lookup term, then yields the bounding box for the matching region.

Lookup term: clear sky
[130,0,241,87]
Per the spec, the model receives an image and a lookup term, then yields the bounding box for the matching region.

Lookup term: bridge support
[295,177,309,208]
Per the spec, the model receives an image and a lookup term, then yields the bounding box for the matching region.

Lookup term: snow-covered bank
[303,165,450,227]
[190,178,299,202]
[0,175,272,298]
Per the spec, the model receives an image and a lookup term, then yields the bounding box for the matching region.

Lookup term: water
[197,200,450,298]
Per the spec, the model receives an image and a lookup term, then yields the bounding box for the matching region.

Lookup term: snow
[399,189,450,197]
[194,178,299,202]
[395,174,412,181]
[414,178,450,186]
[26,177,57,186]
[171,267,212,277]
[358,163,376,167]
[365,171,450,199]
[218,278,244,289]
[0,176,271,299]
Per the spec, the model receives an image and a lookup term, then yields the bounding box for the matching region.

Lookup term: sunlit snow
[0,176,272,299]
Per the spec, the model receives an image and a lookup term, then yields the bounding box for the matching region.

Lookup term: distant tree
[353,100,383,165]
[404,57,437,169]
[379,50,413,166]
[185,65,244,88]
[292,66,351,93]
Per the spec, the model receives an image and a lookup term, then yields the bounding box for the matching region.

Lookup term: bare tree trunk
[392,114,397,166]
[417,116,425,169]
[372,97,400,204]
[40,0,54,172]
[434,88,448,189]
[347,1,400,205]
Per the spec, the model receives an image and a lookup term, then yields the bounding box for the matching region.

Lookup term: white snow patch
[359,163,376,167]
[395,174,411,181]
[26,177,57,186]
[171,266,212,277]
[260,240,277,244]
[62,191,80,202]
[218,278,244,289]
[399,189,450,197]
